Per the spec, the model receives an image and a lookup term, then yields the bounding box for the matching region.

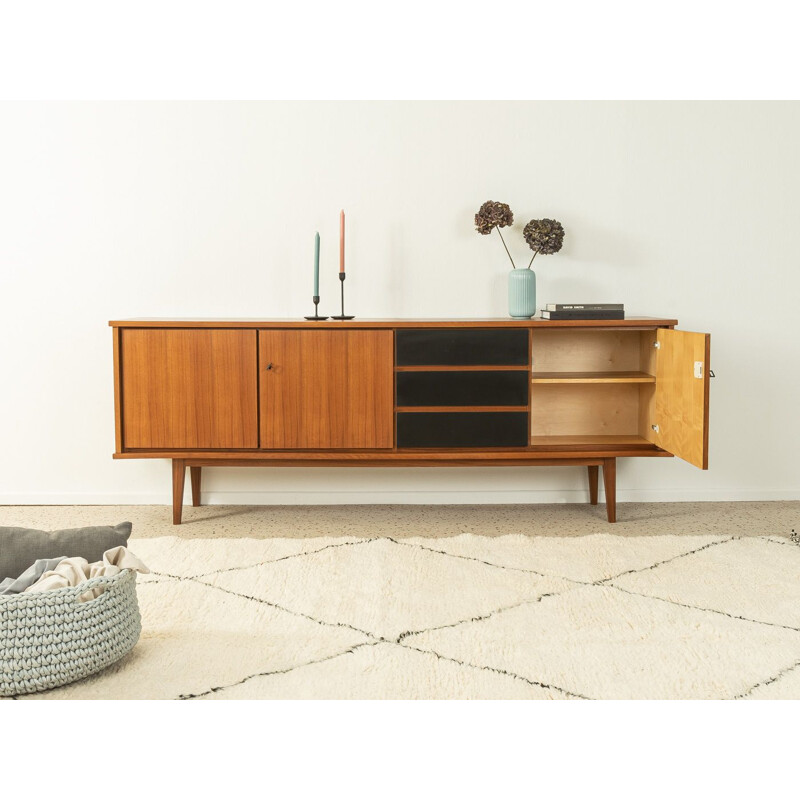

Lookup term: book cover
[540,310,625,320]
[544,303,624,311]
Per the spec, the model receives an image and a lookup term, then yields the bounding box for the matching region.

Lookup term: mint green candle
[313,232,320,296]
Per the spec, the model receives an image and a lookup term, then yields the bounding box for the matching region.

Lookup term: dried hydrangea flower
[475,201,516,267]
[523,218,565,265]
[474,201,514,235]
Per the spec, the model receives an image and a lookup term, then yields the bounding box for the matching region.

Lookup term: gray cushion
[0,522,132,581]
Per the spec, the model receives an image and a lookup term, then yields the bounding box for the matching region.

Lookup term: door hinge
[651,424,660,433]
[653,342,661,349]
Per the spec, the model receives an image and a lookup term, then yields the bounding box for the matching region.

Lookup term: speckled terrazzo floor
[0,501,797,539]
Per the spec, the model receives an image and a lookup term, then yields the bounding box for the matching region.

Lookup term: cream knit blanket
[24,546,150,601]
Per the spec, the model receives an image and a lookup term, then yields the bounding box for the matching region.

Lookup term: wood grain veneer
[531,371,655,384]
[112,327,123,453]
[651,328,711,469]
[114,447,670,461]
[529,435,654,449]
[638,329,658,445]
[259,329,394,449]
[530,383,641,437]
[179,457,610,468]
[531,329,647,373]
[121,329,258,449]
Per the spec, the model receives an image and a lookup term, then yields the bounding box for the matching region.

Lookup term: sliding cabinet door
[121,329,258,449]
[259,330,394,449]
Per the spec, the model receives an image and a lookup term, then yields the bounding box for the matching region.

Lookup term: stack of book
[540,303,625,320]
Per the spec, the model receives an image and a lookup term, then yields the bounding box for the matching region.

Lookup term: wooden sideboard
[109,318,710,524]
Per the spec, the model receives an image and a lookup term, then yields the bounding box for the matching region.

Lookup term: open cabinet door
[651,329,710,469]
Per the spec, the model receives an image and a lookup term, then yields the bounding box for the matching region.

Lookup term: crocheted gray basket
[0,569,141,696]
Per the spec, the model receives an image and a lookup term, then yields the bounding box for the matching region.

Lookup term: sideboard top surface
[109,316,678,329]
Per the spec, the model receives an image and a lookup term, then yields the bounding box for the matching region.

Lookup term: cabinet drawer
[396,329,529,366]
[396,370,529,407]
[397,411,529,448]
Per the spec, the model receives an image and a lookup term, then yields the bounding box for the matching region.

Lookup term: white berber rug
[8,529,800,700]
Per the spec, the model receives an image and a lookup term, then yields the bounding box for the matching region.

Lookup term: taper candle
[313,231,320,295]
[339,209,345,272]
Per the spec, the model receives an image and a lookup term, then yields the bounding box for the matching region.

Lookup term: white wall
[1,101,798,505]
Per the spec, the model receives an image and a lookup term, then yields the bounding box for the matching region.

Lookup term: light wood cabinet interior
[531,328,671,449]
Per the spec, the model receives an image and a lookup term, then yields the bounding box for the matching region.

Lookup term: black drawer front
[396,370,529,407]
[396,329,529,366]
[397,412,529,448]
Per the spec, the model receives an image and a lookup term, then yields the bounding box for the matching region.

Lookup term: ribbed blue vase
[508,268,536,319]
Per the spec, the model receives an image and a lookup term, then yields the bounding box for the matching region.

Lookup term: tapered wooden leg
[172,459,186,525]
[190,466,202,507]
[603,457,617,523]
[587,465,599,505]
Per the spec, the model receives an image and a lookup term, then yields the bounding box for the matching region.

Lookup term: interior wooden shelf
[529,435,656,449]
[531,371,655,384]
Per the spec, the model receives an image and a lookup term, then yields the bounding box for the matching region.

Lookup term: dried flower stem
[496,228,517,269]
[527,248,540,269]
